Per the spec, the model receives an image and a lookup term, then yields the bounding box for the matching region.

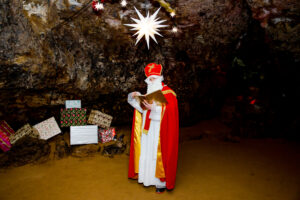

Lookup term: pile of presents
[0,100,116,153]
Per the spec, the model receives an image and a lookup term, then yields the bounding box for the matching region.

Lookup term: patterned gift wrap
[33,117,61,140]
[60,108,87,127]
[88,110,113,129]
[0,120,15,137]
[0,130,11,152]
[65,100,81,109]
[9,124,38,145]
[99,128,116,143]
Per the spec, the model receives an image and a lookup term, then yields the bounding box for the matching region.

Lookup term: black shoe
[156,188,165,194]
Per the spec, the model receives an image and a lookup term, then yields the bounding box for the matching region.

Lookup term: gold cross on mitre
[148,64,155,73]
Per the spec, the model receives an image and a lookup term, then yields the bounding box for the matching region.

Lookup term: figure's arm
[128,92,144,113]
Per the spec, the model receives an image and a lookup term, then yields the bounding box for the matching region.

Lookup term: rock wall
[0,0,298,129]
[246,0,300,58]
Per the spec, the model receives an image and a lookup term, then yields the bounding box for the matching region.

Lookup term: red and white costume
[127,63,179,190]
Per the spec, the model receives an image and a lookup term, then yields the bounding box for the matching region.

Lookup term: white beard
[145,76,163,94]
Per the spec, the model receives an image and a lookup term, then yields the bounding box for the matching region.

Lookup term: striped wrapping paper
[0,121,14,152]
[0,120,15,137]
[0,130,11,152]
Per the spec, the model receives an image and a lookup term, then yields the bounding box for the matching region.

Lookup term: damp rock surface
[0,136,51,167]
[1,0,248,127]
[0,0,298,133]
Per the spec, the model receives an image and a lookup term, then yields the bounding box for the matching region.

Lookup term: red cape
[128,84,179,190]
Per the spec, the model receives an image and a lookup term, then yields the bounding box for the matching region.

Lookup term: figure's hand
[131,92,139,98]
[142,100,153,110]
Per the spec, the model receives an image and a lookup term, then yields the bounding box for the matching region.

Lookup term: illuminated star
[120,0,127,7]
[95,2,104,10]
[124,7,168,49]
[170,11,176,17]
[171,26,178,33]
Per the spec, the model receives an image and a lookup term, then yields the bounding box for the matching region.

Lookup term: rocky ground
[0,126,130,168]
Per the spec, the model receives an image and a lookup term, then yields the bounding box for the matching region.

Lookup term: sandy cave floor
[0,122,299,200]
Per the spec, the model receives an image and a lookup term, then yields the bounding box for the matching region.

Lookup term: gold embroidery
[143,129,149,134]
[162,89,176,97]
[148,64,155,73]
[155,105,166,178]
[134,110,142,174]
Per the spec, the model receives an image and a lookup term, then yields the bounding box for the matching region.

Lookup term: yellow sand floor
[0,137,299,200]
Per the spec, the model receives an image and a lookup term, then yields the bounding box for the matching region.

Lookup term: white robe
[128,92,166,188]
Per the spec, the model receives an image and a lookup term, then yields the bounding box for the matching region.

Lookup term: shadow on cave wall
[177,18,299,140]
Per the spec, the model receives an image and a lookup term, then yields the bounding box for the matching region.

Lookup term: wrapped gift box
[0,120,15,137]
[88,110,113,129]
[65,100,81,109]
[99,128,116,143]
[70,125,98,145]
[0,131,11,152]
[9,124,38,144]
[33,117,61,140]
[60,108,87,127]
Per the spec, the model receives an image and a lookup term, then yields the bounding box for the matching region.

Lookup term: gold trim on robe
[162,89,176,97]
[155,105,166,178]
[142,129,149,134]
[133,109,142,174]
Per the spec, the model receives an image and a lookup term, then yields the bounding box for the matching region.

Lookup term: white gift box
[33,117,61,140]
[70,125,98,145]
[65,100,81,109]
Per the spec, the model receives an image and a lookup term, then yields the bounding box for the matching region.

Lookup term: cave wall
[0,0,299,132]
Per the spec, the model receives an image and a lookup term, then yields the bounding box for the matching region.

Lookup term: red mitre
[144,63,162,77]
